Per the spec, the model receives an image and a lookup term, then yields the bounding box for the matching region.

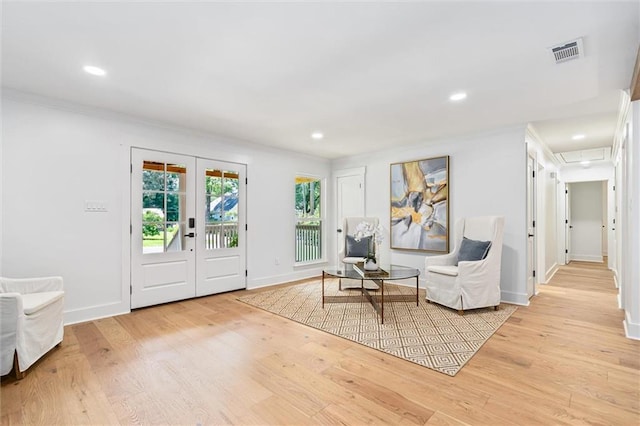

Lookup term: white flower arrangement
[353,221,384,261]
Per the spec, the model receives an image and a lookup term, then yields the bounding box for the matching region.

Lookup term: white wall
[560,163,615,266]
[561,162,615,183]
[525,129,561,284]
[568,181,603,262]
[2,93,331,324]
[0,95,3,277]
[331,126,529,305]
[622,100,640,339]
[544,170,559,279]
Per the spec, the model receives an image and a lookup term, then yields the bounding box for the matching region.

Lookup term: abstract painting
[390,156,449,252]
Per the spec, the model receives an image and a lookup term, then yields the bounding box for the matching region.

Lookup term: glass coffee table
[322,264,420,324]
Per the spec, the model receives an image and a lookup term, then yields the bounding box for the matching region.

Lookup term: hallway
[536,260,627,336]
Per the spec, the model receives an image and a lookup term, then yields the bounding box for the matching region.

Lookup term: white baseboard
[545,263,559,283]
[248,268,323,290]
[64,300,130,326]
[569,254,603,263]
[500,290,530,306]
[623,311,640,340]
[250,272,427,291]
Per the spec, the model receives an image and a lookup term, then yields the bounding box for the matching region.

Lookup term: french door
[196,158,246,295]
[131,148,246,309]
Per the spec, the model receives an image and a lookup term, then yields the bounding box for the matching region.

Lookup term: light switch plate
[85,200,108,212]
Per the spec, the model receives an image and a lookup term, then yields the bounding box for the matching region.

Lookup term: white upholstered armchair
[0,276,64,378]
[338,217,381,265]
[424,216,504,314]
[338,217,380,289]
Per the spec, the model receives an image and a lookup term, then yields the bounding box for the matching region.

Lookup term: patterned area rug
[237,279,516,376]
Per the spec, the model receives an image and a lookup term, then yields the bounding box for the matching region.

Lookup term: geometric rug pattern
[237,279,517,376]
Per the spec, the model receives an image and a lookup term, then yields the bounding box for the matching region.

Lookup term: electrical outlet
[274,257,280,265]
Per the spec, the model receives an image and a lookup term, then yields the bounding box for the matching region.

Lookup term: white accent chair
[338,217,379,289]
[0,276,64,378]
[424,216,504,314]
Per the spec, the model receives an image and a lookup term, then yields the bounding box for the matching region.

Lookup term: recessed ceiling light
[572,134,585,140]
[449,92,467,101]
[311,132,324,140]
[83,65,107,76]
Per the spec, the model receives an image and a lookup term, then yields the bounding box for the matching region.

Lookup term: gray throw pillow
[345,235,371,258]
[456,237,492,265]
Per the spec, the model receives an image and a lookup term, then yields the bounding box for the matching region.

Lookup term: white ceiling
[2,1,638,160]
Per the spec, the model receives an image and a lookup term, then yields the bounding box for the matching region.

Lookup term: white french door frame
[131,148,197,308]
[196,158,247,296]
[129,148,247,309]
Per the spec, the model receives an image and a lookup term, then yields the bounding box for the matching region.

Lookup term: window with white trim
[295,176,322,263]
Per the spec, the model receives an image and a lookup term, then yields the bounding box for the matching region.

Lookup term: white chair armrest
[458,258,488,274]
[457,258,500,285]
[0,293,22,376]
[425,253,457,268]
[0,292,23,312]
[0,276,64,294]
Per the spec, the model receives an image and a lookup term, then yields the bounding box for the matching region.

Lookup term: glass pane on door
[204,169,239,249]
[142,161,187,254]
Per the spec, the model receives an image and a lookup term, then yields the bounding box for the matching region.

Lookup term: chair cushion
[457,237,491,265]
[426,265,459,277]
[21,291,64,315]
[345,235,371,257]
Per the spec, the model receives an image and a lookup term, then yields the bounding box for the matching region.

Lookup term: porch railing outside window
[295,223,321,262]
[295,176,322,263]
[205,223,238,249]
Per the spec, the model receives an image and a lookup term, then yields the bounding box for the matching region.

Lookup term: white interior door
[569,181,603,263]
[565,184,571,264]
[196,159,246,295]
[131,148,196,308]
[335,169,365,262]
[601,181,608,257]
[526,156,536,299]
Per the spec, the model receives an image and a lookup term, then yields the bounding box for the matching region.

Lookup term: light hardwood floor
[2,261,639,425]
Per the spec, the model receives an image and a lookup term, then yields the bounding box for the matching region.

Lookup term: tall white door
[131,149,196,308]
[568,181,603,263]
[565,184,571,264]
[196,159,246,295]
[526,156,536,299]
[335,169,365,262]
[131,149,246,308]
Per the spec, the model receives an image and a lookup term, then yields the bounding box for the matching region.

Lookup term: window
[295,176,323,262]
[141,161,186,254]
[204,169,239,249]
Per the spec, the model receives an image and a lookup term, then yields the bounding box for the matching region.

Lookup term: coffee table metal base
[322,271,419,324]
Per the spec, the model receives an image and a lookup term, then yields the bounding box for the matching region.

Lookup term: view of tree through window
[142,161,185,254]
[295,177,322,262]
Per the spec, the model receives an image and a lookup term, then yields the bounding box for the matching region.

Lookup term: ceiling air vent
[549,38,583,64]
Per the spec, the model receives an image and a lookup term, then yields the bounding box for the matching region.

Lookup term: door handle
[185,232,196,238]
[528,234,534,237]
[337,229,342,233]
